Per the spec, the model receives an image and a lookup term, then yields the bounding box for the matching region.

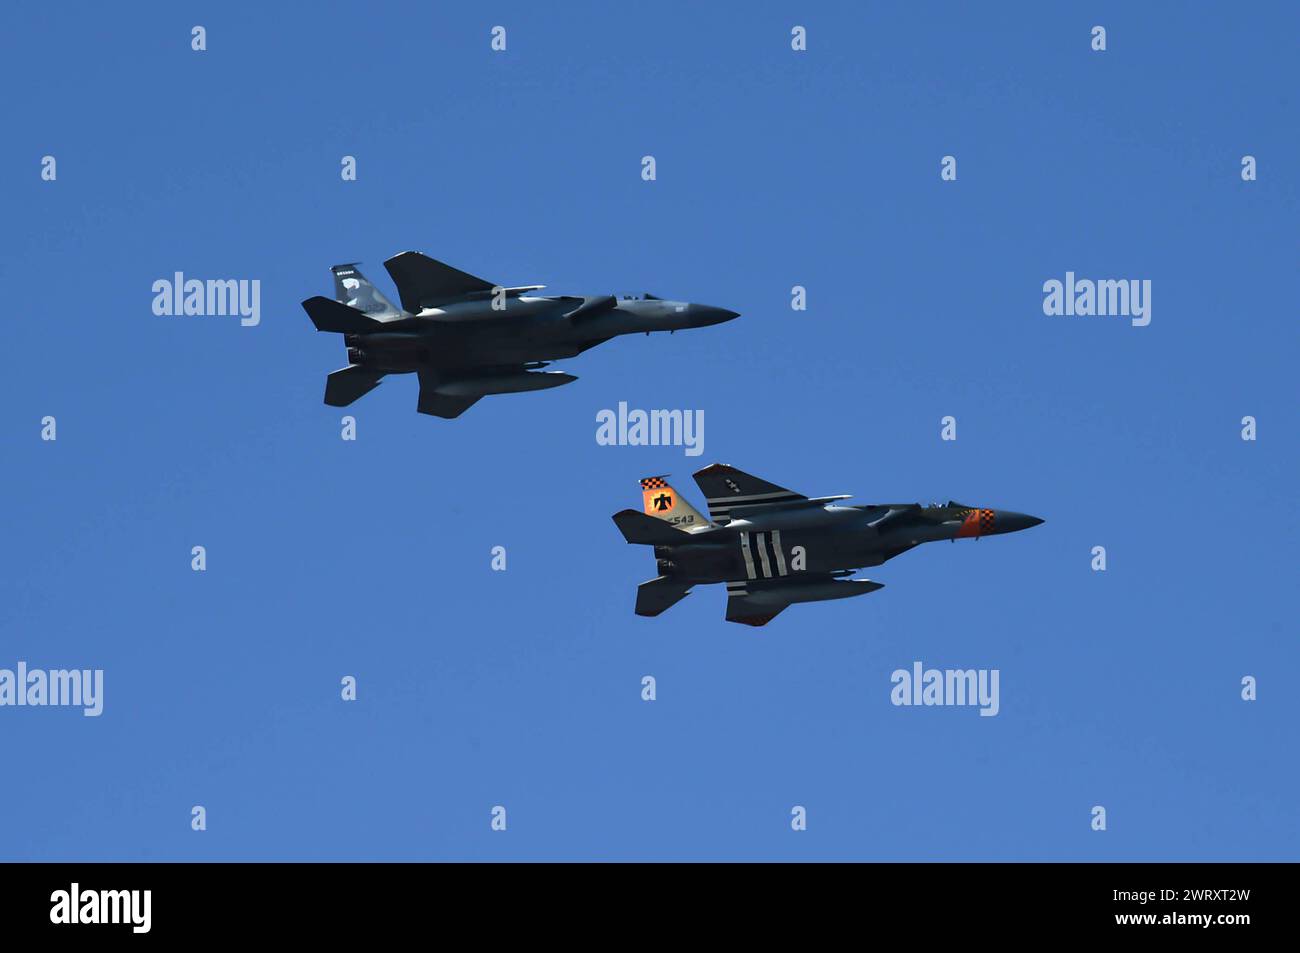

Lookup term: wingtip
[691,462,731,478]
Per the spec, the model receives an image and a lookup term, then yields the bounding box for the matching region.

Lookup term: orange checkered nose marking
[955,508,995,538]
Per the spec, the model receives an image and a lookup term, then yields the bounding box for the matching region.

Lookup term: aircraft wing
[416,369,481,419]
[692,463,808,523]
[724,587,791,627]
[724,495,852,520]
[383,251,495,312]
[725,574,884,627]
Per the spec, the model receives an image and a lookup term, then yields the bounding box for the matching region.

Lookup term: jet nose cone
[996,511,1044,533]
[690,304,741,327]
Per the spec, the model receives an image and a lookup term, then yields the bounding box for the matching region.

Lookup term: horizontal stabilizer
[635,577,693,617]
[324,366,384,407]
[302,296,384,334]
[612,509,691,546]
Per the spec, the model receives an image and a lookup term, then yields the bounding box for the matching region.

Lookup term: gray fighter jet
[301,252,739,418]
[613,465,1044,626]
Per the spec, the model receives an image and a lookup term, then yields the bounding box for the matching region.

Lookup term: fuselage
[344,296,738,375]
[654,503,1043,585]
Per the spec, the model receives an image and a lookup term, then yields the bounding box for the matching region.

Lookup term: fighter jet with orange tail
[613,464,1043,626]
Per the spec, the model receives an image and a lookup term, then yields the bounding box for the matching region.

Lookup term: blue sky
[2,1,1296,860]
